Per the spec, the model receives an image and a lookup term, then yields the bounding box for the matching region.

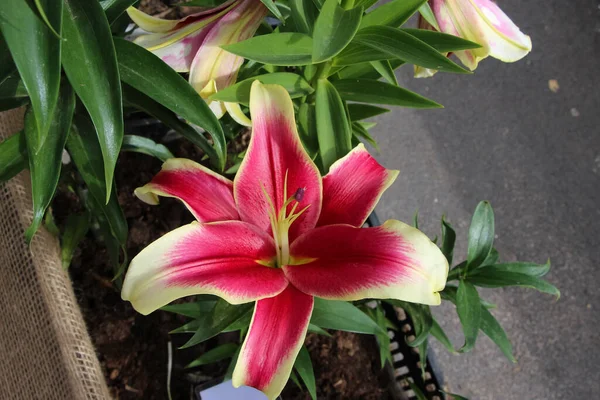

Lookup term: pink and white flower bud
[430,0,532,70]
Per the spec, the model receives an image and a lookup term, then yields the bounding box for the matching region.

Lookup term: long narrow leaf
[67,115,128,246]
[62,0,123,200]
[0,71,29,111]
[479,306,515,362]
[61,212,90,269]
[456,280,481,353]
[121,135,174,162]
[294,346,317,400]
[315,79,352,172]
[333,79,441,108]
[312,0,362,62]
[0,131,27,183]
[0,0,62,142]
[360,0,425,28]
[24,83,75,242]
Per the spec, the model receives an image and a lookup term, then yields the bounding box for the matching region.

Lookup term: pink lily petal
[134,158,239,223]
[232,285,313,400]
[285,220,448,305]
[189,0,267,98]
[122,221,286,315]
[136,22,216,72]
[317,144,398,228]
[234,81,322,242]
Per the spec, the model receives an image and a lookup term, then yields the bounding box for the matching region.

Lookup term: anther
[293,187,305,202]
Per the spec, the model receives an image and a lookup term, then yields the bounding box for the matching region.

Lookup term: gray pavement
[373,1,600,398]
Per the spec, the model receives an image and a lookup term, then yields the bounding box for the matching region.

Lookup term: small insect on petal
[294,188,305,202]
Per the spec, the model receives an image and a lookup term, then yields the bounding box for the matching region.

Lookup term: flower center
[260,171,309,267]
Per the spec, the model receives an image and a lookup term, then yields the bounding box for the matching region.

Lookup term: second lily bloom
[417,0,532,76]
[128,0,266,121]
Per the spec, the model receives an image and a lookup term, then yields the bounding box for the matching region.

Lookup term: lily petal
[189,0,267,98]
[317,144,398,227]
[127,1,235,33]
[134,158,239,223]
[122,221,286,315]
[432,0,531,70]
[234,81,322,242]
[232,285,313,400]
[285,220,448,305]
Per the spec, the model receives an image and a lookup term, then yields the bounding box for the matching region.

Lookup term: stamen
[259,172,310,267]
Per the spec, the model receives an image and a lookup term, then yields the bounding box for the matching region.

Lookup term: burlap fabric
[0,109,110,399]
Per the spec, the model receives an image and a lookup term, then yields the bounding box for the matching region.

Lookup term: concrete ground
[373,1,600,399]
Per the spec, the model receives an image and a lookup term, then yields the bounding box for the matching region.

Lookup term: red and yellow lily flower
[422,0,531,73]
[122,81,448,399]
[127,0,266,124]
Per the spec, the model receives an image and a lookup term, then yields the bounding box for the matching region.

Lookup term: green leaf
[430,317,454,353]
[210,73,314,104]
[62,0,123,201]
[223,32,313,66]
[482,247,499,266]
[160,301,217,319]
[418,2,439,31]
[315,79,352,172]
[354,26,469,74]
[467,268,560,298]
[180,300,252,349]
[456,280,481,353]
[101,0,138,24]
[369,60,397,85]
[347,103,389,121]
[333,79,442,108]
[61,212,90,270]
[114,38,225,170]
[0,70,30,111]
[312,0,362,62]
[294,347,317,400]
[23,0,62,38]
[402,28,482,53]
[334,42,392,66]
[0,131,27,183]
[351,121,378,150]
[297,103,319,157]
[311,298,385,335]
[223,307,252,332]
[484,261,551,277]
[24,84,75,242]
[67,115,128,246]
[466,201,495,271]
[289,0,318,35]
[224,346,241,380]
[0,0,62,142]
[479,306,515,362]
[186,343,238,369]
[121,84,218,163]
[407,380,428,400]
[121,135,173,162]
[260,0,284,22]
[307,323,332,337]
[360,0,426,29]
[441,216,456,265]
[387,300,432,347]
[371,305,392,367]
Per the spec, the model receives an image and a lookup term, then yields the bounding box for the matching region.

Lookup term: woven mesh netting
[0,109,110,399]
